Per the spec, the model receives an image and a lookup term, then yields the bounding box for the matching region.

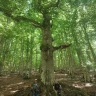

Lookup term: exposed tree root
[13,82,89,96]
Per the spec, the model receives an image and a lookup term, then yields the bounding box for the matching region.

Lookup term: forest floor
[0,70,96,96]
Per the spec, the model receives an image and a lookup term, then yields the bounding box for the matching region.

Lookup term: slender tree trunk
[26,35,29,69]
[57,51,61,69]
[29,34,33,75]
[86,49,92,62]
[53,52,57,70]
[35,46,38,69]
[83,24,96,64]
[19,38,24,75]
[71,28,82,64]
[70,10,87,66]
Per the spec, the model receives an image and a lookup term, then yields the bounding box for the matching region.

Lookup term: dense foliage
[0,0,96,75]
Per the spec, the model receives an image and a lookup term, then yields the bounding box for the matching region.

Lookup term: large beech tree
[0,0,71,85]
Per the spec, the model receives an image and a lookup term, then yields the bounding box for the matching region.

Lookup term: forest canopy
[0,0,96,84]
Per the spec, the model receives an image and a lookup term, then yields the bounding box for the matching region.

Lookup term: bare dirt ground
[0,73,37,96]
[0,71,96,96]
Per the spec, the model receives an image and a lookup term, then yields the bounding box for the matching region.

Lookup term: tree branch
[0,7,42,28]
[53,44,71,51]
[46,0,60,9]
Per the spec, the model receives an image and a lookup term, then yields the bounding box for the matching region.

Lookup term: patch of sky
[59,14,66,20]
[0,23,3,27]
[93,41,96,45]
[86,61,92,65]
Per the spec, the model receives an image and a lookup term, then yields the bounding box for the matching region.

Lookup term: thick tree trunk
[40,11,71,84]
[40,29,54,85]
[40,12,54,85]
